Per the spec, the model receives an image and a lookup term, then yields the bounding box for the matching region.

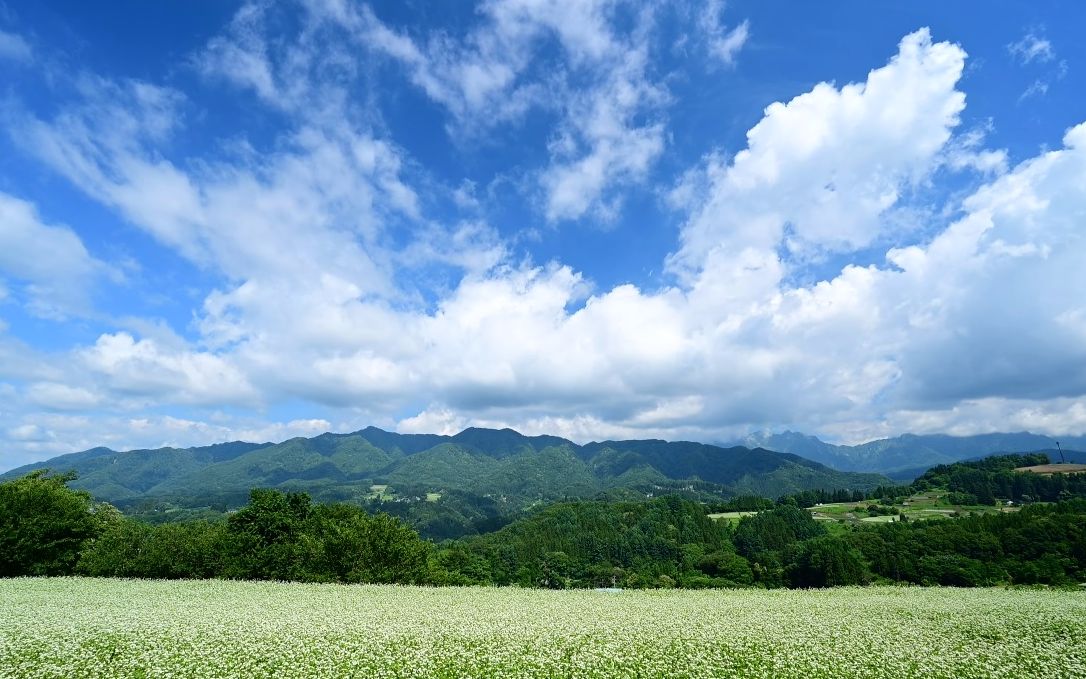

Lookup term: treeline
[435,498,1086,588]
[910,453,1086,505]
[1,472,430,583]
[3,468,1085,589]
[438,496,741,588]
[773,453,1086,509]
[849,502,1086,586]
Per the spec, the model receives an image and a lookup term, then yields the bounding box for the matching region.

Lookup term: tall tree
[0,470,105,576]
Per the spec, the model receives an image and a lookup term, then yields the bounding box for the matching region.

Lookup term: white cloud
[0,29,30,63]
[823,398,1086,446]
[5,17,1086,471]
[942,123,1008,175]
[15,76,424,304]
[0,192,110,317]
[124,415,334,447]
[397,407,468,436]
[699,1,749,66]
[80,333,259,407]
[25,383,103,411]
[1019,79,1049,101]
[309,0,671,222]
[7,423,48,442]
[194,3,279,103]
[0,412,340,471]
[710,21,749,66]
[540,46,666,221]
[1006,28,1066,101]
[669,29,967,280]
[1007,30,1055,65]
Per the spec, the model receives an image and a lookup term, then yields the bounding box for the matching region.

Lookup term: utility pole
[1056,441,1066,464]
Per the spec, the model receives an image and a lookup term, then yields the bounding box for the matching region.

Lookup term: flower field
[1,578,1084,678]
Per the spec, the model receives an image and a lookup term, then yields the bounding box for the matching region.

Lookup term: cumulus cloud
[670,29,967,280]
[79,333,259,407]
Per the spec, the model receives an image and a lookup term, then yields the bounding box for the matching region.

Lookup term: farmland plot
[1,578,1084,678]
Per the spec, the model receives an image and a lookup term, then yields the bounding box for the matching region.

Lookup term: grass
[805,491,1021,526]
[706,511,759,522]
[2,578,1084,678]
[366,484,394,501]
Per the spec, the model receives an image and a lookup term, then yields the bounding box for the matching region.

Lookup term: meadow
[2,578,1084,678]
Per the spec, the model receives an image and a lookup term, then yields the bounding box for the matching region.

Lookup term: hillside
[736,431,1086,476]
[1,427,887,515]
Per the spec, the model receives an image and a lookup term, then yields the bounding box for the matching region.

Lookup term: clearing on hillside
[1015,463,1086,475]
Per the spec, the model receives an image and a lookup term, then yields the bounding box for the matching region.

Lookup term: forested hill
[0,427,886,511]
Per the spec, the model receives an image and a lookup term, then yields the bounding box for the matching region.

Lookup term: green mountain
[2,427,888,512]
[736,431,1086,477]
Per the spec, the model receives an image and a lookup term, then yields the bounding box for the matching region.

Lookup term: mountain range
[1,427,888,509]
[6,427,1082,514]
[733,431,1086,479]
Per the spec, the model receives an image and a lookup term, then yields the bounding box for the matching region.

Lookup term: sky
[1,0,1085,471]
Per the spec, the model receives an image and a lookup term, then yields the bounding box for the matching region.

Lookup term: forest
[2,454,1084,589]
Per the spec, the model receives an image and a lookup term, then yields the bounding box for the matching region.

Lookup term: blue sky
[1,0,1085,470]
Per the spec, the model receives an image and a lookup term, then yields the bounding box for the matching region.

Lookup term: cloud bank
[0,3,1084,469]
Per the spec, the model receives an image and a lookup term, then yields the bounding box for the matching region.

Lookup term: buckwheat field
[1,578,1084,678]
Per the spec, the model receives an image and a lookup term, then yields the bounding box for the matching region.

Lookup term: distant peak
[454,426,524,437]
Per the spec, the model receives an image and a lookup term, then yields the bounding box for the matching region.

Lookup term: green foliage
[302,504,430,584]
[910,453,1086,505]
[0,470,107,576]
[441,496,733,588]
[79,519,229,579]
[847,500,1086,586]
[787,536,869,587]
[705,495,775,512]
[225,488,314,580]
[695,549,754,585]
[734,505,826,558]
[7,449,1086,592]
[77,488,432,585]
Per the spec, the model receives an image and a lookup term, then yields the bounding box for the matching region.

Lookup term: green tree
[79,519,230,579]
[302,504,431,584]
[787,536,869,587]
[0,470,106,576]
[225,489,313,580]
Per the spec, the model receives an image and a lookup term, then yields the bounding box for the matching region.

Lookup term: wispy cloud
[0,28,30,63]
[301,0,675,222]
[0,192,113,318]
[1007,29,1055,64]
[1007,27,1066,102]
[699,0,749,66]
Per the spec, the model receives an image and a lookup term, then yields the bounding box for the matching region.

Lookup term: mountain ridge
[734,430,1086,476]
[1,426,887,508]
